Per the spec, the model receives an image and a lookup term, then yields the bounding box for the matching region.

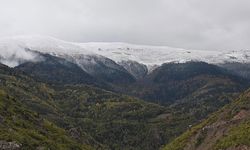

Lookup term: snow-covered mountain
[0,35,250,75]
[76,42,250,68]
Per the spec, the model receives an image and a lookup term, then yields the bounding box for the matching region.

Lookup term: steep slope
[118,60,148,79]
[14,58,247,145]
[67,54,136,84]
[115,62,248,136]
[0,36,136,85]
[15,52,135,90]
[0,89,93,150]
[15,53,100,85]
[52,85,169,150]
[126,62,247,104]
[1,36,250,149]
[7,62,246,150]
[0,63,173,150]
[163,88,250,150]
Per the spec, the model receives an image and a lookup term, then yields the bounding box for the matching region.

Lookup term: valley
[0,36,250,150]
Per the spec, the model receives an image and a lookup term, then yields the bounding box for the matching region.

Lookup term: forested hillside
[0,61,249,149]
[164,89,250,150]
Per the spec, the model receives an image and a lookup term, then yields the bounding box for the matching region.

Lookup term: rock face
[0,141,21,150]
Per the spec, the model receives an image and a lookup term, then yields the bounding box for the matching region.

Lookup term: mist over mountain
[0,36,250,150]
[1,35,250,70]
[1,0,250,149]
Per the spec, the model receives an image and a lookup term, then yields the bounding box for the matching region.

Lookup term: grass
[213,121,250,150]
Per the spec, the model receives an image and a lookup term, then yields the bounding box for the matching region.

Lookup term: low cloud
[0,39,43,67]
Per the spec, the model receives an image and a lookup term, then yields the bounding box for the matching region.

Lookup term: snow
[0,38,43,67]
[77,42,250,70]
[0,35,94,55]
[0,35,250,69]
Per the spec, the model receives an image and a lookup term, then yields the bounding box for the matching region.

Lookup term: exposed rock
[68,128,81,140]
[0,140,21,150]
[233,110,250,120]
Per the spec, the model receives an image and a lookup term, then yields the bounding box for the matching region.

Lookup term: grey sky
[0,0,250,50]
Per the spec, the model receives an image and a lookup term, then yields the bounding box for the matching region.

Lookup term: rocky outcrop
[0,141,21,150]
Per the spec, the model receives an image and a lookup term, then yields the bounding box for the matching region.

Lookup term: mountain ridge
[1,35,250,70]
[0,35,250,149]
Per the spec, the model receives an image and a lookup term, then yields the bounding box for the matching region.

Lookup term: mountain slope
[163,88,250,150]
[113,62,248,138]
[118,60,148,79]
[69,54,136,84]
[1,36,250,149]
[0,89,93,150]
[0,36,136,85]
[13,59,247,146]
[5,62,246,150]
[0,63,172,150]
[125,62,247,104]
[1,61,248,150]
[15,53,100,85]
[220,62,250,80]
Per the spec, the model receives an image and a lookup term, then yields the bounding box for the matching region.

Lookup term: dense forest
[0,61,250,149]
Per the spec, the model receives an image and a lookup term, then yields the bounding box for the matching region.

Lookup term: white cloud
[0,0,250,50]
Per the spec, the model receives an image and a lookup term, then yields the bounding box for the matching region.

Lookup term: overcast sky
[0,0,250,50]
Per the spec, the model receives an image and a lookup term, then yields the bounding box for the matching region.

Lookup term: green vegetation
[0,61,249,149]
[126,62,246,104]
[213,121,250,149]
[163,116,216,150]
[163,89,250,150]
[0,65,170,149]
[0,89,92,150]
